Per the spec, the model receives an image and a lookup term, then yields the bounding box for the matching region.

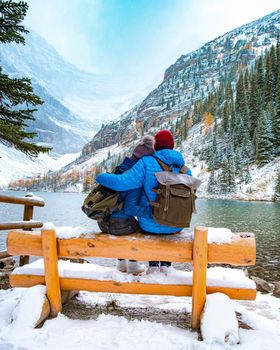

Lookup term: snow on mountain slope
[0,29,146,128]
[0,144,79,188]
[82,9,280,156]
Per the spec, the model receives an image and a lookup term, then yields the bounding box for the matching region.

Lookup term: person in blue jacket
[96,130,192,274]
[98,135,154,275]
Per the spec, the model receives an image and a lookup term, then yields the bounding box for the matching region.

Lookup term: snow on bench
[12,258,255,290]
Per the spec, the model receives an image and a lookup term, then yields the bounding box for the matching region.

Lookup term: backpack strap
[179,165,188,174]
[152,156,172,172]
[153,155,188,174]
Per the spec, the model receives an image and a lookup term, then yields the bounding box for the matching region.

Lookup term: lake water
[1,191,279,282]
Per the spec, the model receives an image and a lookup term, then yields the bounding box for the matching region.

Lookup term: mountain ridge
[80,9,280,159]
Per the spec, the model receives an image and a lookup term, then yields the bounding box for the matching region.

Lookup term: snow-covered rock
[201,293,239,345]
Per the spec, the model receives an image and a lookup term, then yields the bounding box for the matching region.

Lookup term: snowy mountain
[82,10,280,156]
[0,29,145,127]
[0,143,80,188]
[6,10,280,199]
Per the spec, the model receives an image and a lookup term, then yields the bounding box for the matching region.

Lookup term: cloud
[25,0,100,72]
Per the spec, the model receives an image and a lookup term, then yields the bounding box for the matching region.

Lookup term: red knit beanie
[154,130,174,151]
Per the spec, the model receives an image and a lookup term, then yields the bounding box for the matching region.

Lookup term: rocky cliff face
[81,10,280,157]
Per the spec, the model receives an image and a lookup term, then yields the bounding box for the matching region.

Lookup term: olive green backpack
[149,157,202,228]
[81,184,121,221]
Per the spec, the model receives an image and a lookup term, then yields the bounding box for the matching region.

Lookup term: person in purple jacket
[96,130,192,275]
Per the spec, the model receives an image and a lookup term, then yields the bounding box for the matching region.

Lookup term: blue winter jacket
[111,157,152,219]
[96,149,192,234]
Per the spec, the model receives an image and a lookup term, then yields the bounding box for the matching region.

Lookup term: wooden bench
[7,226,256,329]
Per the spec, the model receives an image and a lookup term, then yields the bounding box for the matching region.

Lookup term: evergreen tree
[235,73,249,130]
[234,147,242,175]
[221,102,229,132]
[207,171,219,195]
[269,45,277,103]
[248,72,259,138]
[208,132,222,170]
[226,144,237,193]
[256,111,273,166]
[256,56,265,114]
[264,52,273,107]
[272,68,280,156]
[217,144,236,194]
[242,163,252,185]
[0,1,50,157]
[218,154,229,194]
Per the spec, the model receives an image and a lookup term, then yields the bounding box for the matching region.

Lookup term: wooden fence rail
[0,193,45,264]
[7,226,257,329]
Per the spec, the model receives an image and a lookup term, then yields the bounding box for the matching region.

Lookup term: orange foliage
[202,112,214,134]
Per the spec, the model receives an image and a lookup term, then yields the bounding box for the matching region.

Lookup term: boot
[127,260,146,275]
[146,261,160,275]
[116,259,127,273]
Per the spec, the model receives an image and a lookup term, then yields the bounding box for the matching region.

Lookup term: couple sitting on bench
[93,130,198,276]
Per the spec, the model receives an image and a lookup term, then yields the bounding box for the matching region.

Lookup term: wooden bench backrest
[7,229,256,265]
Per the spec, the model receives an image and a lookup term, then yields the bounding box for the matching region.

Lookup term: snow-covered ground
[0,143,80,188]
[1,226,271,349]
[0,286,279,350]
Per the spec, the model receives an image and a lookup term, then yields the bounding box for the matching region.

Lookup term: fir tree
[226,144,237,193]
[264,52,273,107]
[216,144,236,194]
[272,68,280,156]
[221,102,229,132]
[218,153,229,194]
[208,132,222,171]
[0,1,51,157]
[248,72,259,138]
[256,56,265,113]
[207,171,219,195]
[256,111,273,166]
[235,73,249,130]
[242,163,252,185]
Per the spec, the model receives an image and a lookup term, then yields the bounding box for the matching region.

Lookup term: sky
[25,0,280,96]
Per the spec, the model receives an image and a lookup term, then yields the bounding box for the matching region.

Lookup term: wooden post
[19,194,34,266]
[41,229,62,317]
[191,226,208,329]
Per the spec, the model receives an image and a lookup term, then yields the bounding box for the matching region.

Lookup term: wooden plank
[20,203,35,266]
[7,231,256,265]
[10,274,44,287]
[208,233,256,266]
[58,234,194,262]
[206,286,257,300]
[0,194,45,207]
[9,274,257,300]
[192,227,208,329]
[35,297,50,328]
[7,231,43,256]
[41,229,61,317]
[0,221,43,231]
